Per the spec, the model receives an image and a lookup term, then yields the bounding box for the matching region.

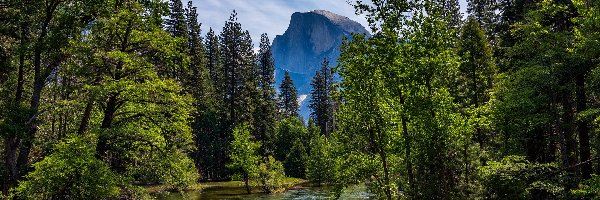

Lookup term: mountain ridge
[272,10,370,121]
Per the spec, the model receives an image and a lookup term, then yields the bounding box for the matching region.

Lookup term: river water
[156,184,372,200]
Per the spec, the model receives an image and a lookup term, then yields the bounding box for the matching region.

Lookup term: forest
[0,0,599,199]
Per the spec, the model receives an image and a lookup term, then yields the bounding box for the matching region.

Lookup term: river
[156,184,372,200]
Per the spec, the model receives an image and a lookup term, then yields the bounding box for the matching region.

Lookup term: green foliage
[16,135,120,200]
[158,149,199,190]
[309,59,335,137]
[61,0,199,191]
[274,117,309,177]
[278,71,300,119]
[455,17,496,109]
[336,1,476,199]
[256,156,286,193]
[479,155,562,200]
[2,0,600,197]
[219,11,258,128]
[167,0,188,38]
[254,33,278,156]
[571,175,600,199]
[228,123,261,192]
[306,134,334,186]
[283,139,308,178]
[467,0,498,35]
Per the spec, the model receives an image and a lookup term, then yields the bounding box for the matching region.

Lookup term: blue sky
[190,0,468,46]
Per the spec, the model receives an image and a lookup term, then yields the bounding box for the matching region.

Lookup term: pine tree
[495,0,537,71]
[278,71,299,119]
[185,1,212,96]
[200,27,227,180]
[185,1,220,180]
[205,28,222,90]
[220,10,258,128]
[467,0,498,36]
[455,17,496,191]
[254,33,278,156]
[433,0,463,33]
[284,139,308,178]
[167,0,188,38]
[165,0,189,81]
[456,17,496,111]
[309,59,335,137]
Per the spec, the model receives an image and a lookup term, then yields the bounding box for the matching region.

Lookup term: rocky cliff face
[273,10,369,92]
[272,10,369,120]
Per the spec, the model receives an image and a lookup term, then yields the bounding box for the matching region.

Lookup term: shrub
[571,174,600,199]
[256,156,286,193]
[15,135,120,200]
[306,134,334,186]
[479,155,562,200]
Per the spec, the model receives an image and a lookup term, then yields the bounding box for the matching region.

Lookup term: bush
[228,123,261,193]
[571,175,600,199]
[306,134,334,186]
[479,155,562,200]
[283,139,308,178]
[256,156,286,193]
[15,135,121,200]
[159,149,199,190]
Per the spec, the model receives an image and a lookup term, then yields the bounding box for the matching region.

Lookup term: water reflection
[157,184,372,200]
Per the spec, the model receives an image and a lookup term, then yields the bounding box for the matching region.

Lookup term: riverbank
[146,177,308,196]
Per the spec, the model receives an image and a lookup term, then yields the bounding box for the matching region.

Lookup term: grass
[281,177,308,188]
[145,177,308,195]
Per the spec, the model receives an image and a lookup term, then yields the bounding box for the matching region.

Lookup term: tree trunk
[576,75,591,179]
[2,136,19,195]
[97,93,118,157]
[399,92,413,195]
[15,1,59,179]
[3,31,27,194]
[380,147,393,200]
[559,94,578,191]
[97,19,130,158]
[77,99,94,135]
[15,45,25,103]
[244,173,251,194]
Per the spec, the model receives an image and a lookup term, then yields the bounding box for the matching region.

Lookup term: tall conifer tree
[166,0,189,80]
[309,59,335,137]
[467,0,497,34]
[184,1,220,179]
[279,71,299,119]
[254,33,278,156]
[167,0,188,38]
[205,28,222,88]
[220,11,258,128]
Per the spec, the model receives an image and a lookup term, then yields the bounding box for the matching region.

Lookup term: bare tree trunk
[399,92,413,195]
[77,99,94,135]
[244,173,251,194]
[559,95,578,191]
[2,137,19,195]
[576,75,591,179]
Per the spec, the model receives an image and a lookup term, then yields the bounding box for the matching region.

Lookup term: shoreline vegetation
[145,178,308,196]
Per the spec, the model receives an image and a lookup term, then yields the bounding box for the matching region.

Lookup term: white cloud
[298,94,308,105]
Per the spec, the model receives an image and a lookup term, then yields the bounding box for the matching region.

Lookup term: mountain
[272,10,370,121]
